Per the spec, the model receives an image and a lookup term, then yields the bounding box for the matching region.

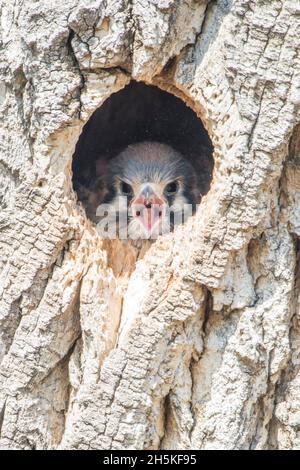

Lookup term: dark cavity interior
[72,81,214,220]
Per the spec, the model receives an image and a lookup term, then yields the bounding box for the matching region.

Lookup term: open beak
[131,185,166,232]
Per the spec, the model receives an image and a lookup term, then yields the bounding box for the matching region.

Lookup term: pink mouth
[133,206,164,231]
[131,196,166,232]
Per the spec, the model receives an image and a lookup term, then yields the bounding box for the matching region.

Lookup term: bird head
[99,141,200,240]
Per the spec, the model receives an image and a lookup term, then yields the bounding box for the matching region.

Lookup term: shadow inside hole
[72,80,214,224]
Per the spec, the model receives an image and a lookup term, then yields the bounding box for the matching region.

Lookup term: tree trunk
[0,0,300,450]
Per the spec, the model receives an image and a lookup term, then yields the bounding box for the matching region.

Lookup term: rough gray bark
[0,0,300,450]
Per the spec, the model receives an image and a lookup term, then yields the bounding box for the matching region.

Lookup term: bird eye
[165,181,178,195]
[120,181,133,196]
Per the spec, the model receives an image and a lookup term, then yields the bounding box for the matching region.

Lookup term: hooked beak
[131,185,166,232]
